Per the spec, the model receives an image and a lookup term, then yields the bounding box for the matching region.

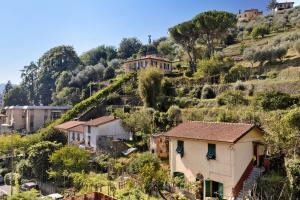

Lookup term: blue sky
[0,0,296,83]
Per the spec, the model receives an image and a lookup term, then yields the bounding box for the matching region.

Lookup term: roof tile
[164,121,255,143]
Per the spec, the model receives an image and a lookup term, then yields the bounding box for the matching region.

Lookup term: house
[274,1,294,11]
[54,121,86,144]
[165,121,265,200]
[150,133,169,159]
[237,9,263,22]
[84,116,130,151]
[123,54,172,74]
[3,106,70,133]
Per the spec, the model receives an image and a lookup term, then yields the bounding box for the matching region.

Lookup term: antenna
[148,35,152,45]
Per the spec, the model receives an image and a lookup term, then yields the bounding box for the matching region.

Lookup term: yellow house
[165,121,265,200]
[123,54,172,74]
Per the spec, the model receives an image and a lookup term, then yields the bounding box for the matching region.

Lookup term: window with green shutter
[218,182,223,200]
[207,143,216,160]
[176,140,184,157]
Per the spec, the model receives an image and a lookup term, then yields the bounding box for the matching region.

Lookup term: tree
[169,20,199,72]
[3,81,13,96]
[251,25,270,39]
[157,39,177,60]
[21,62,39,104]
[3,86,29,106]
[41,128,67,145]
[124,109,155,147]
[167,105,182,126]
[193,11,236,58]
[52,87,81,106]
[28,141,62,181]
[55,71,72,92]
[103,66,116,80]
[69,64,105,87]
[48,145,90,185]
[80,45,117,66]
[243,48,257,67]
[138,67,163,107]
[128,153,168,198]
[254,90,297,111]
[267,0,277,10]
[8,189,40,200]
[37,45,81,105]
[118,37,142,59]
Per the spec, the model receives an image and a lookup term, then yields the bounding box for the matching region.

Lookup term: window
[77,133,80,141]
[72,133,75,141]
[176,140,184,157]
[88,126,91,133]
[88,136,91,146]
[207,144,216,160]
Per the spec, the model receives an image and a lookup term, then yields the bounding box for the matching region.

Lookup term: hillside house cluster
[274,1,294,11]
[0,105,70,133]
[55,116,131,154]
[123,54,172,74]
[237,9,263,22]
[151,121,265,199]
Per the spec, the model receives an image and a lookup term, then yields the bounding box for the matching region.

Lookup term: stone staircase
[236,167,265,200]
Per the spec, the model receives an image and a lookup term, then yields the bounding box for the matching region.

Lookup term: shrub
[104,66,116,80]
[217,90,248,106]
[271,47,287,61]
[138,67,163,108]
[195,59,223,77]
[41,128,67,145]
[167,105,182,126]
[4,173,20,186]
[217,110,239,122]
[189,85,202,99]
[254,90,297,110]
[201,85,216,99]
[227,65,250,82]
[234,80,246,91]
[295,40,300,55]
[251,25,270,39]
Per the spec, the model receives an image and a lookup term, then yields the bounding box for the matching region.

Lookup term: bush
[195,59,223,77]
[234,80,246,91]
[295,40,300,55]
[217,90,248,106]
[251,25,270,39]
[4,173,20,186]
[201,85,215,99]
[254,90,298,110]
[217,110,239,122]
[227,65,251,82]
[104,66,116,80]
[41,128,67,145]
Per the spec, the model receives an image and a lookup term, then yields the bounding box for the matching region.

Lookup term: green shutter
[218,183,223,200]
[205,180,211,197]
[208,144,216,159]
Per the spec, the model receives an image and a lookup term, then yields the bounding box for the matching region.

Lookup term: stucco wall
[233,128,264,185]
[169,128,264,199]
[169,138,235,199]
[68,131,84,144]
[85,119,130,149]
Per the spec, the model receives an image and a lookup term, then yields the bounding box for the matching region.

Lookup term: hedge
[37,73,135,136]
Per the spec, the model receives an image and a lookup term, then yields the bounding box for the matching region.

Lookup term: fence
[65,192,117,200]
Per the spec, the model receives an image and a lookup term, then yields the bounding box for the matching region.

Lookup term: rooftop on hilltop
[165,121,257,143]
[54,121,86,130]
[85,116,118,126]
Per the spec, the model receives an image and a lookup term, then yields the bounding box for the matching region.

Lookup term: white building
[84,116,130,150]
[274,1,294,11]
[3,106,70,133]
[56,116,131,152]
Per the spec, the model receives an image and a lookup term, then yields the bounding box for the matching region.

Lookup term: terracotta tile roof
[68,124,84,133]
[54,121,85,131]
[164,121,256,143]
[85,116,118,127]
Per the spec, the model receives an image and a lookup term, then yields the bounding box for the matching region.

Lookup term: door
[218,183,223,200]
[253,143,258,166]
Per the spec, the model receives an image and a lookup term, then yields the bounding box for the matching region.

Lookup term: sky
[0,0,299,84]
